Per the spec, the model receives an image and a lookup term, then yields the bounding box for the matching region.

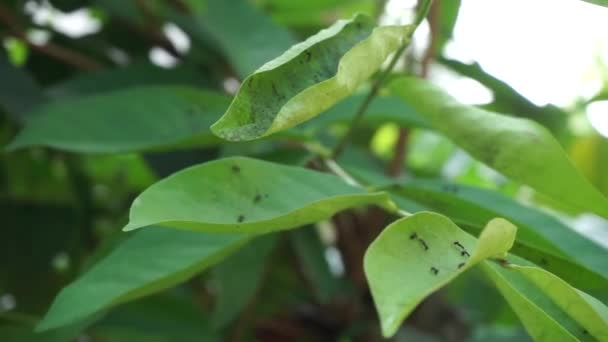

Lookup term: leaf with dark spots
[123,157,395,234]
[211,14,416,141]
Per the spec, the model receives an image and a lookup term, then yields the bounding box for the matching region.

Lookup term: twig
[330,0,433,159]
[386,0,438,177]
[0,4,103,70]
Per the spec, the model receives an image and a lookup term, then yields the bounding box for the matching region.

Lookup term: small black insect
[237,214,245,223]
[410,232,418,240]
[582,329,588,335]
[231,165,240,173]
[419,239,429,251]
[430,267,439,275]
[453,241,466,250]
[457,262,465,269]
[304,50,312,62]
[253,194,262,203]
[461,251,470,258]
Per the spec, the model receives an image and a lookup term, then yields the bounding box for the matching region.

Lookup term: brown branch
[0,4,103,70]
[387,0,439,177]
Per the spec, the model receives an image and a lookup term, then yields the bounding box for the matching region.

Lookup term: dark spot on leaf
[254,194,262,203]
[419,239,429,251]
[540,258,548,265]
[410,232,418,240]
[458,262,465,269]
[453,241,466,251]
[430,267,439,275]
[582,329,588,335]
[305,50,311,62]
[237,214,245,223]
[232,165,240,173]
[442,184,459,194]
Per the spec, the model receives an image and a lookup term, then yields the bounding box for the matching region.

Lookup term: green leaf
[210,235,277,329]
[290,226,343,302]
[301,95,430,132]
[182,0,296,77]
[390,77,608,218]
[124,157,395,233]
[578,0,608,8]
[0,51,45,121]
[7,86,230,153]
[364,212,517,337]
[37,227,249,331]
[92,294,220,342]
[211,14,414,141]
[47,63,213,98]
[482,259,608,341]
[389,180,608,289]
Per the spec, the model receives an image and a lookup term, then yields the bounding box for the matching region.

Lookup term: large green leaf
[390,77,608,218]
[389,180,608,289]
[37,227,249,331]
[210,14,415,141]
[483,258,608,341]
[124,157,395,233]
[364,212,517,337]
[7,86,229,153]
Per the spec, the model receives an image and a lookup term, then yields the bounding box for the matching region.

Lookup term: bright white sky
[447,0,608,136]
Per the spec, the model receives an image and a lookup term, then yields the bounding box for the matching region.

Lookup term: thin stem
[0,4,103,70]
[330,0,433,159]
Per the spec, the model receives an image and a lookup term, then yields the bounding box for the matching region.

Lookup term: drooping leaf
[210,235,277,329]
[388,180,608,289]
[211,14,415,141]
[482,258,608,341]
[123,157,395,233]
[390,77,608,218]
[578,0,608,8]
[7,87,230,153]
[364,212,517,337]
[37,227,249,331]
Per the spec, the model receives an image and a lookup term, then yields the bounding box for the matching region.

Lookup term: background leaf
[482,258,608,341]
[7,87,230,153]
[38,228,249,331]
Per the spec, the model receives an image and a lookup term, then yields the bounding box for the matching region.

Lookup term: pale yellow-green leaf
[210,14,414,141]
[364,212,517,337]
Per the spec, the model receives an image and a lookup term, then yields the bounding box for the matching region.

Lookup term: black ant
[430,267,439,275]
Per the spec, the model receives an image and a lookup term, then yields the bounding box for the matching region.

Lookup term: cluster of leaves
[2,0,608,341]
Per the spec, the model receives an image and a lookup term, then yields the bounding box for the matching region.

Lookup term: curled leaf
[211,14,413,141]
